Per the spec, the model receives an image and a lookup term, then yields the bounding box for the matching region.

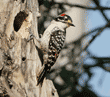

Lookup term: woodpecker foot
[27,31,39,42]
[27,34,34,42]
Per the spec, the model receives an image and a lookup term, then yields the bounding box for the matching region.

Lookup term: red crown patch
[60,14,66,16]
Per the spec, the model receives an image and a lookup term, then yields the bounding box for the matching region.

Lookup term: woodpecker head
[53,14,75,29]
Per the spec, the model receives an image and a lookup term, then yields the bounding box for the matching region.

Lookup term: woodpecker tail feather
[37,66,47,85]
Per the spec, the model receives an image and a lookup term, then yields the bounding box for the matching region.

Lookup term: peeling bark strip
[0,0,59,97]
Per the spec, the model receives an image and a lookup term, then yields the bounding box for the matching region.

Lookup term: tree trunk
[0,0,58,97]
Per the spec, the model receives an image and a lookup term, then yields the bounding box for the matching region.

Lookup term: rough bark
[0,0,58,97]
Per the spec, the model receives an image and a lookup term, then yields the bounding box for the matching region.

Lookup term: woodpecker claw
[27,31,40,42]
[27,34,34,42]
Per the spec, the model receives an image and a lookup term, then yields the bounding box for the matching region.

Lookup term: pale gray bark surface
[0,0,58,97]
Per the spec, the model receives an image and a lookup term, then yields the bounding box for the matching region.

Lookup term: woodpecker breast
[46,30,66,69]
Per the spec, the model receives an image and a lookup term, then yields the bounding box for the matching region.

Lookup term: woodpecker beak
[68,20,75,27]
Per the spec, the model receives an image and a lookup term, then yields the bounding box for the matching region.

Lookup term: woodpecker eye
[55,16,65,22]
[58,17,64,20]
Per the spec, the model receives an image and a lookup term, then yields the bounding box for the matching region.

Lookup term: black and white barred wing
[47,30,66,67]
[37,29,66,85]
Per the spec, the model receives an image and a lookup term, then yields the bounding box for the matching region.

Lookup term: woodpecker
[37,14,75,85]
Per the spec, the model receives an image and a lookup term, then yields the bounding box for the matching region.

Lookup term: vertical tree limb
[0,0,58,97]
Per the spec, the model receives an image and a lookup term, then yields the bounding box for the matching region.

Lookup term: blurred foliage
[38,0,110,97]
